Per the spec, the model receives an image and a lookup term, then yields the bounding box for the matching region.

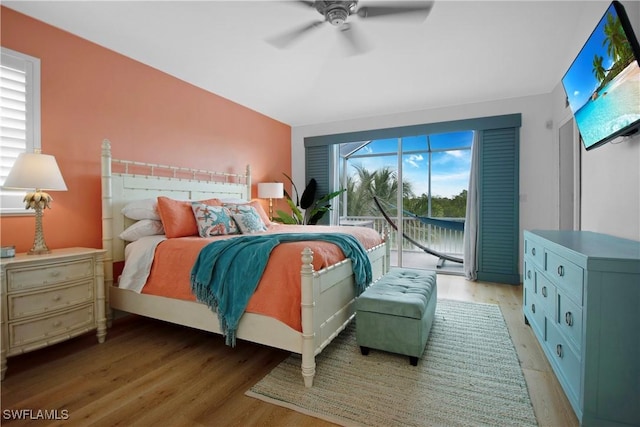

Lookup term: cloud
[405,154,423,168]
[574,90,580,96]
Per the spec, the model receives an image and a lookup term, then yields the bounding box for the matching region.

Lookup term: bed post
[101,139,114,326]
[245,164,252,200]
[300,247,316,388]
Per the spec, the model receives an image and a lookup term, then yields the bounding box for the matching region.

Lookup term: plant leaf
[274,210,297,224]
[286,198,303,224]
[300,178,317,209]
[282,172,300,206]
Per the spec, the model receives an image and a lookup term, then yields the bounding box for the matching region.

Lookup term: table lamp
[258,182,284,221]
[3,150,68,254]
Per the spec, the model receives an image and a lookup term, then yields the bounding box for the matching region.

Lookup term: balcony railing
[341,216,465,257]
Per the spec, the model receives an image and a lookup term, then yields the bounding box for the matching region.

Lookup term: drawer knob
[527,270,531,279]
[556,344,563,358]
[565,311,574,327]
[50,270,62,278]
[531,303,536,314]
[541,286,547,297]
[557,265,565,277]
[52,320,62,328]
[531,248,536,256]
[53,295,62,302]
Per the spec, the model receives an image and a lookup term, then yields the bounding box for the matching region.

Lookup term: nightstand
[0,247,107,380]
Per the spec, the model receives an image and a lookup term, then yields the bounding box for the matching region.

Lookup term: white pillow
[119,219,165,241]
[121,199,160,220]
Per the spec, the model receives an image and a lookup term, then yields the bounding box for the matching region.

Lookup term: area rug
[247,299,537,427]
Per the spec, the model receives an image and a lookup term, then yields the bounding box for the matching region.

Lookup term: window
[1,47,41,215]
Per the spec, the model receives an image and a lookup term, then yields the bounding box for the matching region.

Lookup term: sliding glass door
[338,131,472,273]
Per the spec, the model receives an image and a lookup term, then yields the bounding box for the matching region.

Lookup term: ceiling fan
[266,1,434,55]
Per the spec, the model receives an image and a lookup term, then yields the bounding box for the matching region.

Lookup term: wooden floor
[1,276,579,427]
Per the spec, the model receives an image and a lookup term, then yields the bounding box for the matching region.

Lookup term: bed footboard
[300,240,388,387]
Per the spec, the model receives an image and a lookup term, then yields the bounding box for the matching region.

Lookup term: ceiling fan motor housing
[315,1,359,26]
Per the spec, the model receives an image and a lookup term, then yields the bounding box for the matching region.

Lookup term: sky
[562,3,616,112]
[344,131,473,199]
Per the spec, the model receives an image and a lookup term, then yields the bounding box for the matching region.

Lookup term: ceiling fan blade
[356,1,434,21]
[266,20,325,49]
[283,0,316,9]
[339,23,370,56]
[295,0,315,7]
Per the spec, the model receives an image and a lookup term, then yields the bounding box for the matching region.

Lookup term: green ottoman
[355,268,437,365]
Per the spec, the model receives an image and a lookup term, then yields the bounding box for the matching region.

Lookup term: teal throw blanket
[190,233,372,346]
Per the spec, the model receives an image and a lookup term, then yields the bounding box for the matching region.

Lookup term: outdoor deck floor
[390,249,464,275]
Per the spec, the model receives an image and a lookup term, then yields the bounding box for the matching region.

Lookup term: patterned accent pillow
[191,203,238,237]
[224,201,272,227]
[224,204,268,230]
[233,213,267,234]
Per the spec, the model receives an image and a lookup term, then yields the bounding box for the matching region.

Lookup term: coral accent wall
[0,7,291,253]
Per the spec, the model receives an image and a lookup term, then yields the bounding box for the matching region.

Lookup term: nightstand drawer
[8,280,94,320]
[9,304,95,349]
[7,259,94,291]
[545,251,583,305]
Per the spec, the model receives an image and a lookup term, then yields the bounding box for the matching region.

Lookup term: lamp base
[28,248,51,255]
[26,195,51,255]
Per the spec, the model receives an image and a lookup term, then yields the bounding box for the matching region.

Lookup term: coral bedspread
[140,225,382,332]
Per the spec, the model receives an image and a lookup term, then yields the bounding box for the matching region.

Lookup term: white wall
[551,0,640,241]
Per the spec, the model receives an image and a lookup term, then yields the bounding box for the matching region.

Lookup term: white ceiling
[4,0,611,127]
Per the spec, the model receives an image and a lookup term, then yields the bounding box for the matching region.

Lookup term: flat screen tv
[561,1,640,151]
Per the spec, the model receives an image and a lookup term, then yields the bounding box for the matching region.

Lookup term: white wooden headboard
[101,139,251,288]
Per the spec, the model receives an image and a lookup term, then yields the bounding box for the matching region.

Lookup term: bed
[100,139,389,387]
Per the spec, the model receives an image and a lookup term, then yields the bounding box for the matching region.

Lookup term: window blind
[1,48,40,214]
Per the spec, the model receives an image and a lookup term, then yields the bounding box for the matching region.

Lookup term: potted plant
[274,173,344,225]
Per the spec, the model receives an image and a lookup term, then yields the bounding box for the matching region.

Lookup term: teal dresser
[523,230,640,426]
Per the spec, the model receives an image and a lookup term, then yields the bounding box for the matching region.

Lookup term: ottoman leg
[409,356,418,366]
[360,346,370,356]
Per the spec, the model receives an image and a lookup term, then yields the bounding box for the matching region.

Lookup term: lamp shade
[3,152,67,191]
[258,182,283,199]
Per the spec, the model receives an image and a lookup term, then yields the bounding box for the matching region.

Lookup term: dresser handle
[541,286,547,297]
[557,265,564,277]
[531,248,536,256]
[527,270,531,279]
[556,344,563,358]
[531,303,536,314]
[565,311,573,326]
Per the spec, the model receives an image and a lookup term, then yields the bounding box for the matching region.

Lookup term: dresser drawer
[545,251,583,305]
[546,321,581,404]
[8,280,94,320]
[7,258,94,291]
[557,292,583,352]
[523,290,546,341]
[9,304,95,349]
[536,272,556,316]
[524,237,545,270]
